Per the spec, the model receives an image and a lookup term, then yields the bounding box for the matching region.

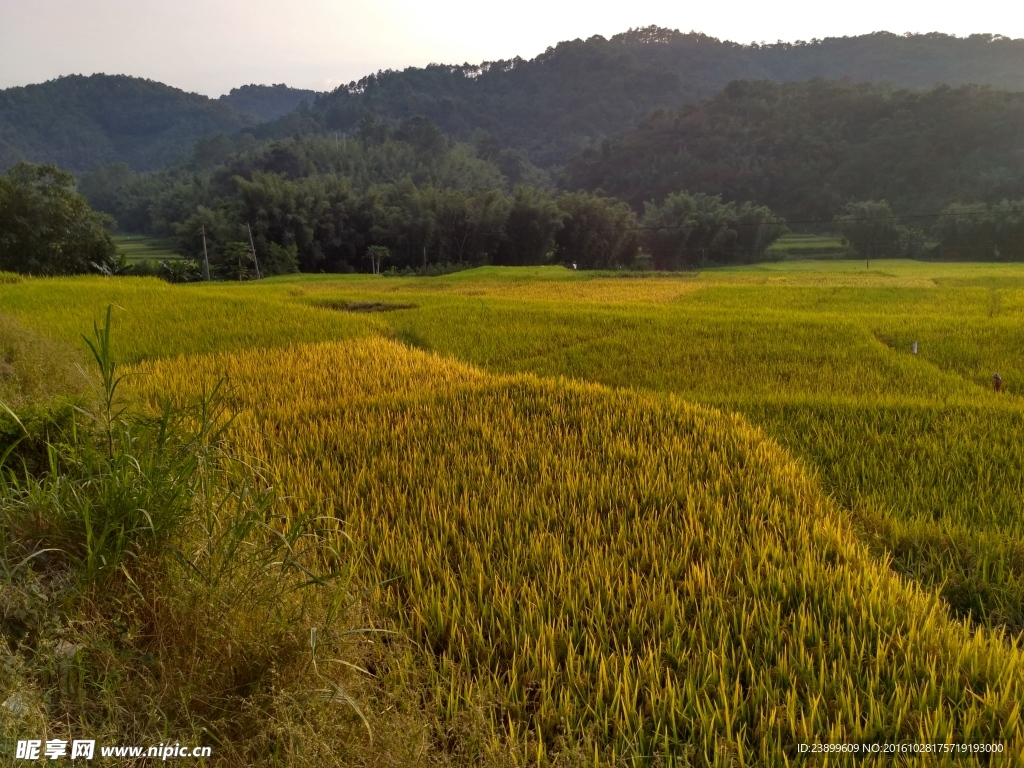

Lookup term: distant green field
[767,233,848,257]
[113,235,182,262]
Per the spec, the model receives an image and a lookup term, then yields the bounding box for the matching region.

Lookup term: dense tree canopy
[553,191,639,269]
[641,192,787,268]
[833,200,924,262]
[934,201,1024,261]
[76,116,790,275]
[562,80,1024,220]
[271,30,1024,166]
[218,84,319,121]
[0,162,116,275]
[0,76,314,174]
[5,31,1024,177]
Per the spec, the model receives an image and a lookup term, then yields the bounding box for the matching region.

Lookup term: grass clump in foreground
[137,338,1024,766]
[0,311,401,767]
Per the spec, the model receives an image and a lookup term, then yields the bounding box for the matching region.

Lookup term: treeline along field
[60,75,1024,282]
[3,261,1024,763]
[69,127,787,278]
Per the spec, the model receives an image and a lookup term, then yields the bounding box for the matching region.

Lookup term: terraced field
[112,235,181,262]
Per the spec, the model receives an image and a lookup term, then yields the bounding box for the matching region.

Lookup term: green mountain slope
[283,29,1024,166]
[0,74,261,173]
[6,30,1022,178]
[561,79,1024,218]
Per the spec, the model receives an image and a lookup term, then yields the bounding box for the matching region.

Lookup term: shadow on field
[320,299,418,313]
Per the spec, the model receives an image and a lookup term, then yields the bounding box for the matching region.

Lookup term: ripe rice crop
[0,275,379,361]
[4,265,1024,633]
[6,260,1024,762]
[130,338,1024,764]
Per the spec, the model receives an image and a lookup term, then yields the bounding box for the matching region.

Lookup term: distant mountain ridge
[2,30,1023,176]
[283,29,1024,166]
[0,75,318,174]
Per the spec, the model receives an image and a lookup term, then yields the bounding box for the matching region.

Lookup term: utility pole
[247,223,262,279]
[200,225,211,281]
[868,220,876,270]
[423,245,427,272]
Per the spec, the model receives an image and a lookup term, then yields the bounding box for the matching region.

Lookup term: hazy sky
[1,0,1021,97]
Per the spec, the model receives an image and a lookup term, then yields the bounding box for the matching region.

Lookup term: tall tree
[494,186,563,266]
[553,191,639,268]
[640,191,784,268]
[833,200,921,263]
[0,162,116,275]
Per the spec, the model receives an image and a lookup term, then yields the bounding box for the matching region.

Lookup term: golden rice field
[4,260,1024,764]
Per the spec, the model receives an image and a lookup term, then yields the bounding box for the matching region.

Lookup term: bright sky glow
[1,0,1020,96]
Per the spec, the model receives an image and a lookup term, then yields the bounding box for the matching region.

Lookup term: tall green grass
[0,311,385,767]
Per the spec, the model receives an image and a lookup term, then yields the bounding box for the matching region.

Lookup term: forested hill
[218,84,319,120]
[0,75,314,173]
[288,29,1024,166]
[2,31,1023,176]
[562,79,1024,219]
